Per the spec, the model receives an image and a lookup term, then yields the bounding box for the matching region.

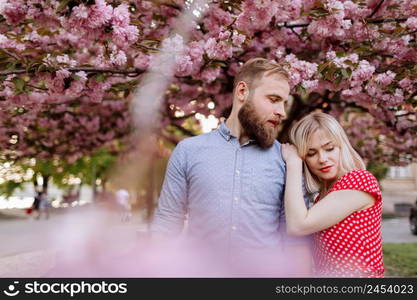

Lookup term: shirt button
[232,226,237,231]
[234,196,238,201]
[236,170,240,175]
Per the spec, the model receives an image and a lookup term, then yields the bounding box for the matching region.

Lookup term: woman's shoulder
[336,169,376,183]
[332,169,382,200]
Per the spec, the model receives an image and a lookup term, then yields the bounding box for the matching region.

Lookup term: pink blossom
[365,82,383,99]
[406,17,417,30]
[398,78,413,90]
[308,16,347,39]
[56,69,71,80]
[350,22,379,41]
[162,34,185,53]
[326,0,344,14]
[23,30,50,45]
[232,33,246,46]
[341,20,352,30]
[236,0,278,33]
[218,30,231,41]
[112,3,130,26]
[187,41,205,61]
[72,5,89,20]
[134,53,152,69]
[75,71,88,82]
[56,55,77,67]
[0,33,25,51]
[112,24,139,48]
[175,55,193,77]
[67,73,87,97]
[89,0,113,28]
[341,86,362,97]
[0,0,27,25]
[343,1,371,18]
[67,0,112,33]
[274,46,286,59]
[227,62,241,77]
[200,68,221,83]
[287,71,301,87]
[301,79,318,91]
[205,81,222,94]
[284,54,317,80]
[274,0,303,22]
[351,60,375,87]
[203,5,233,37]
[381,89,404,106]
[205,38,233,60]
[374,71,396,86]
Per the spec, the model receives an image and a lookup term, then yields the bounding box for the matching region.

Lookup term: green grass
[383,243,417,277]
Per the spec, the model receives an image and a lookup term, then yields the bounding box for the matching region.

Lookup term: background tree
[0,0,416,169]
[0,147,117,197]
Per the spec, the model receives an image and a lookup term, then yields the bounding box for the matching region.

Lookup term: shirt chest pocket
[247,166,284,206]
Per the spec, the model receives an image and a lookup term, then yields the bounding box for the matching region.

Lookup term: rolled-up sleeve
[150,142,188,235]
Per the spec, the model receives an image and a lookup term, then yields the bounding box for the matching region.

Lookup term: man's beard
[238,99,280,149]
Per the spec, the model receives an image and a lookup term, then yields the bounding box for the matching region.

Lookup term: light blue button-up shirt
[151,122,310,253]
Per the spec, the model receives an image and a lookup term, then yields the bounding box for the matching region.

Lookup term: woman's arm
[282,144,375,236]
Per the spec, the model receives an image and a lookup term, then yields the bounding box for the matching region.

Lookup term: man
[150,58,311,276]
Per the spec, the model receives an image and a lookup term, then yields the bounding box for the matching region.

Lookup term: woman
[281,112,384,277]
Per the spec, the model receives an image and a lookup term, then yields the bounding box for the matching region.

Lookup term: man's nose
[273,103,286,119]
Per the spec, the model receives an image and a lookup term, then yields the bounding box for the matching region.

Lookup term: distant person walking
[115,189,132,222]
[31,191,41,220]
[38,192,51,220]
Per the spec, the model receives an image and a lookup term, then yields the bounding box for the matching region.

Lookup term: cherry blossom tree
[0,0,416,167]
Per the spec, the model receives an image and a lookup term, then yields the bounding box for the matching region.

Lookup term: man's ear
[235,81,249,103]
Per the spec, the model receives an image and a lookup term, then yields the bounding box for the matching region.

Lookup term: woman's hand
[281,143,302,166]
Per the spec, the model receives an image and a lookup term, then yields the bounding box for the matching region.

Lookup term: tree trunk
[91,160,97,200]
[145,156,156,225]
[42,174,50,194]
[278,93,324,143]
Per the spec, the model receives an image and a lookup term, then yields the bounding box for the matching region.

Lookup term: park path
[381,217,417,243]
[0,209,416,277]
[0,207,147,277]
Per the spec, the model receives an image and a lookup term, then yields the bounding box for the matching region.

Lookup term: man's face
[238,73,290,148]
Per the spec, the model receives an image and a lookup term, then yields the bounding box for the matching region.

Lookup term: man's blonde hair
[233,58,289,93]
[289,112,366,194]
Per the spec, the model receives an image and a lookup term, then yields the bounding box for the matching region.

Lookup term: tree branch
[0,67,146,76]
[367,0,385,19]
[170,112,197,121]
[280,17,408,29]
[286,23,305,42]
[366,17,408,24]
[171,123,196,136]
[0,49,20,61]
[160,130,182,145]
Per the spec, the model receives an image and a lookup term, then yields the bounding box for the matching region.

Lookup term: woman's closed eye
[306,147,334,157]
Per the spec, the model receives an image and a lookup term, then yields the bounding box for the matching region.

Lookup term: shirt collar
[218,122,234,141]
[218,121,256,145]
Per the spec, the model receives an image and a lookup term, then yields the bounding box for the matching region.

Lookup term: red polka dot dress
[313,169,385,277]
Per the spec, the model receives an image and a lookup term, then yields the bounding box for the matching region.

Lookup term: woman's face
[304,129,343,184]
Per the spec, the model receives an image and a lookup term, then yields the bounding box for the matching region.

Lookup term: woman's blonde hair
[289,112,366,193]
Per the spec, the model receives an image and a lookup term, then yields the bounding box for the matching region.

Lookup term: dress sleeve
[332,169,382,203]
